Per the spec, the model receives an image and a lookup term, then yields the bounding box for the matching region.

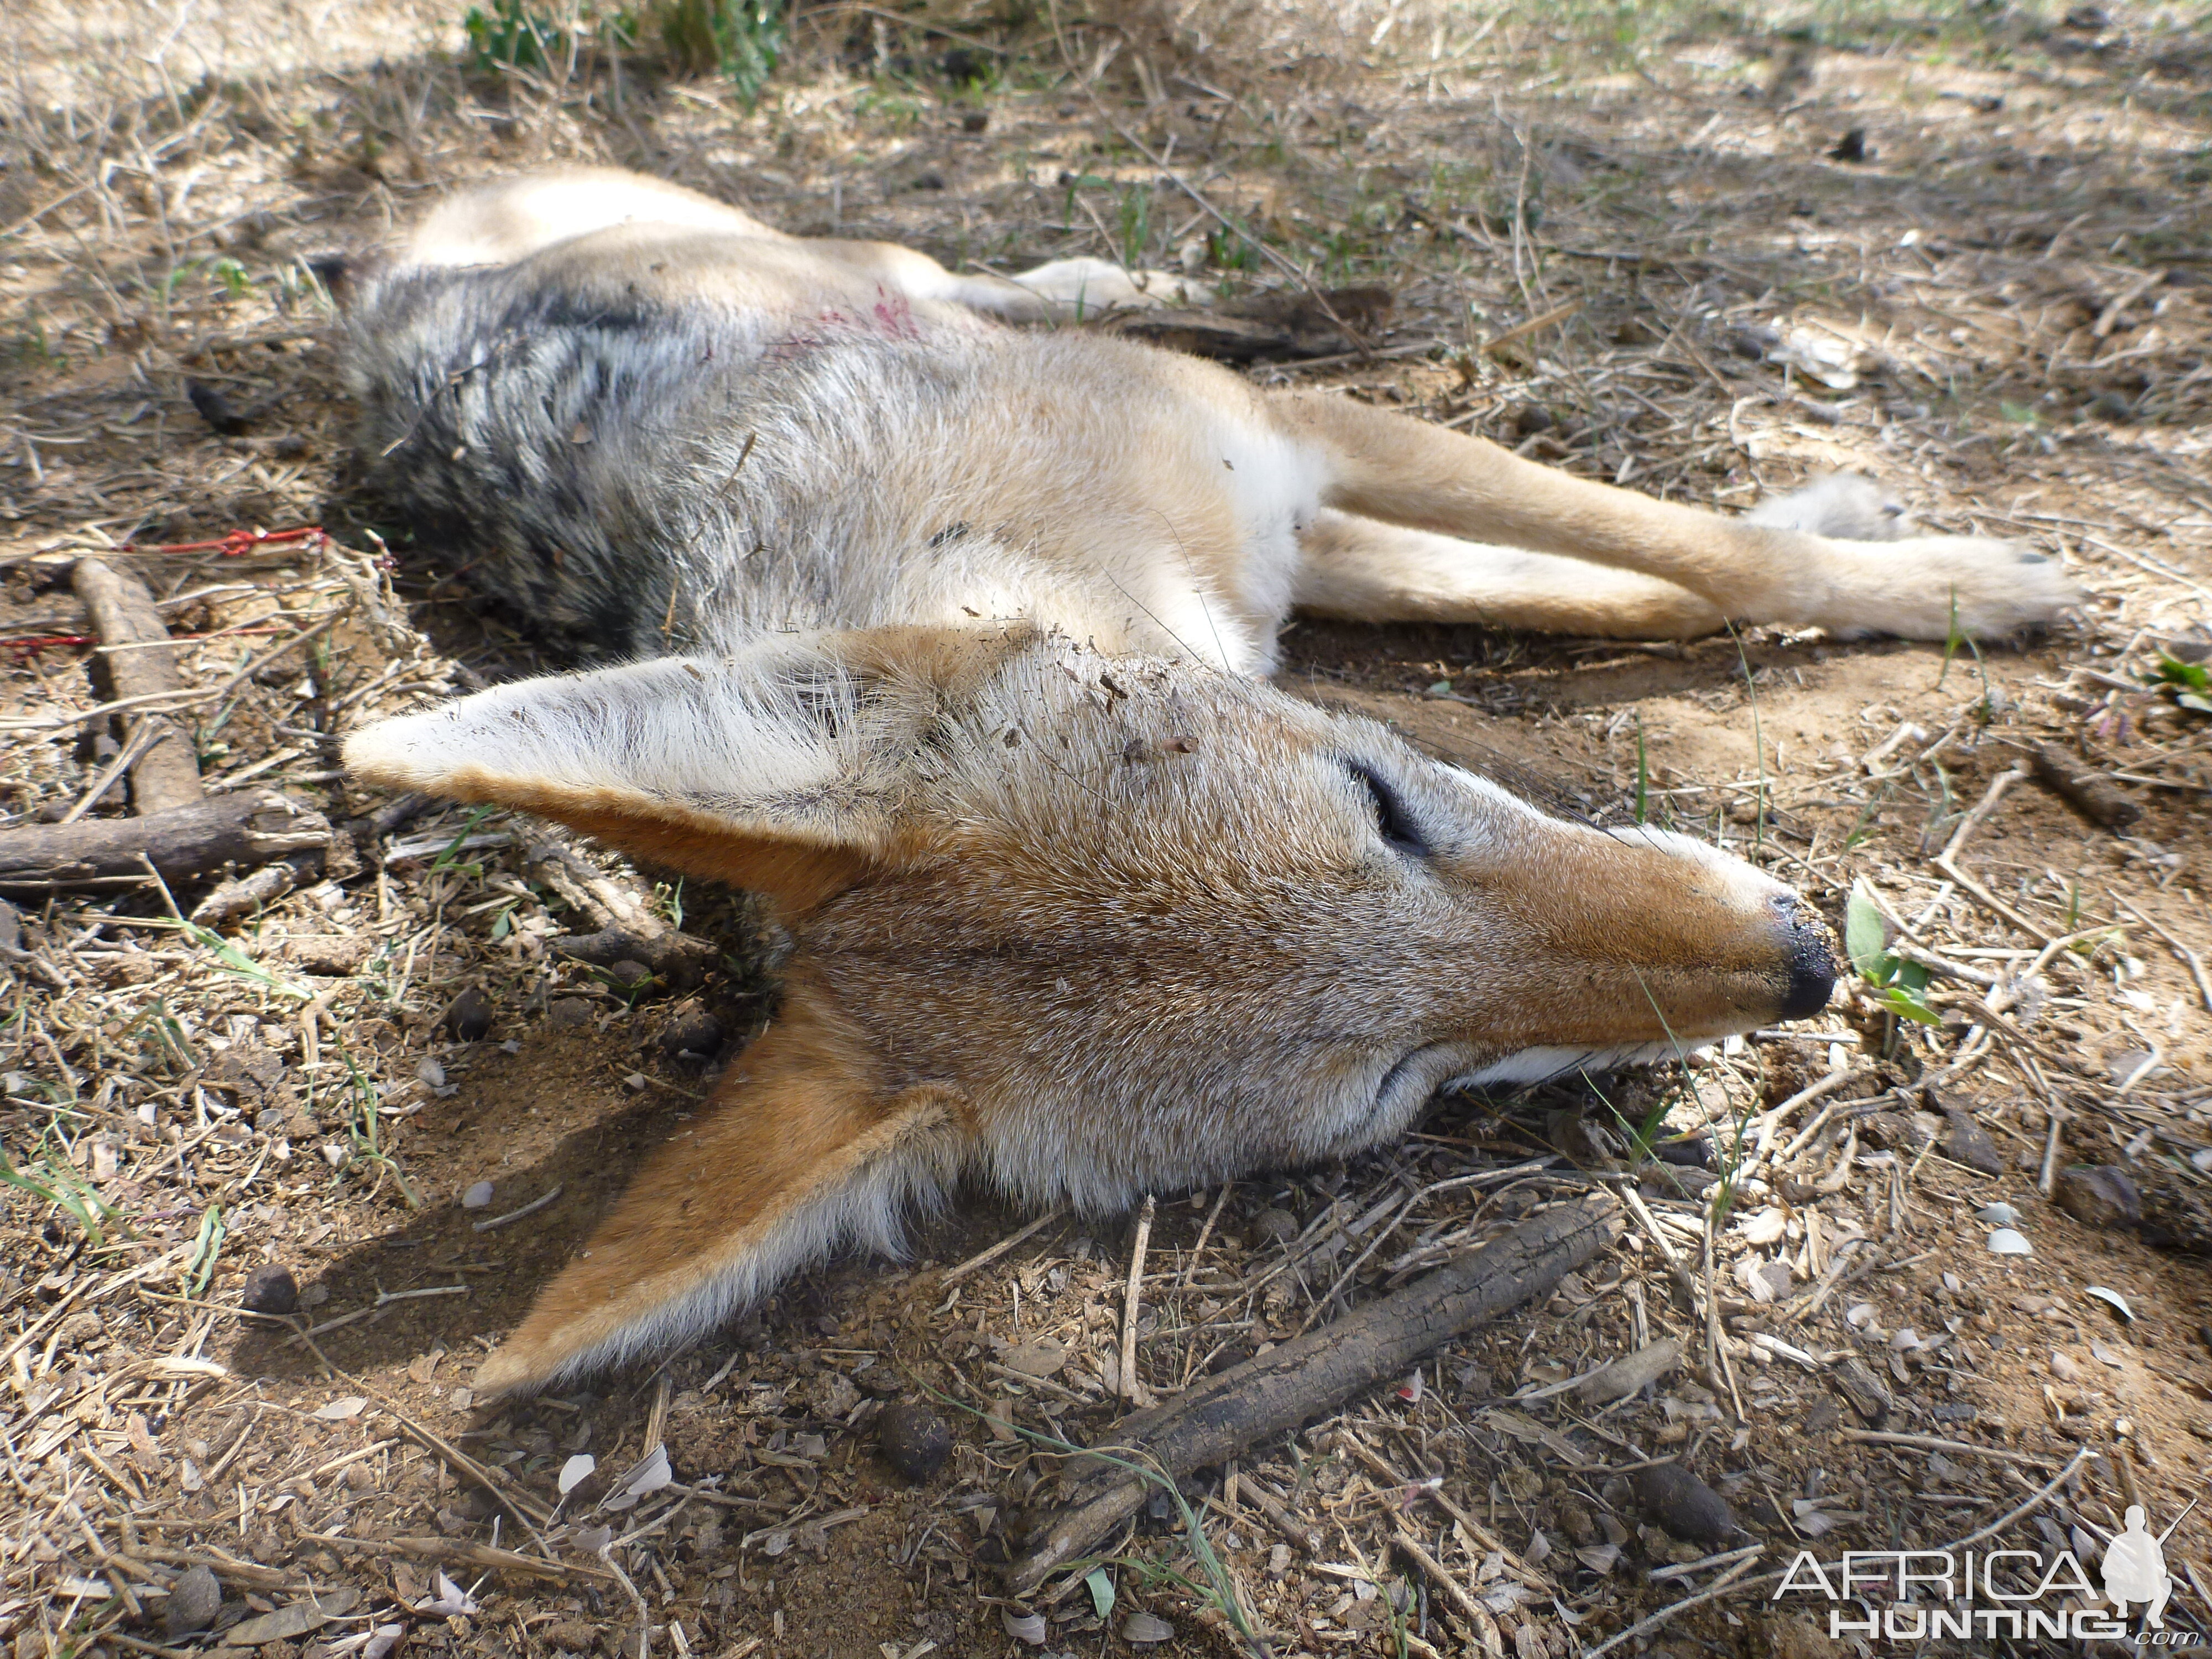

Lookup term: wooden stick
[0,790,330,890]
[1178,1183,1236,1291]
[1939,1446,2095,1551]
[1339,1432,1552,1592]
[1004,1194,1618,1593]
[383,1536,613,1582]
[1582,1552,1767,1658]
[1933,769,2051,943]
[938,1205,1070,1287]
[2028,743,2140,831]
[72,558,204,815]
[1840,1431,2058,1470]
[1120,1194,1155,1403]
[1392,1522,1500,1646]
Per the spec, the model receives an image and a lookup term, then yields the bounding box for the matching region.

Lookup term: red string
[3,633,96,658]
[119,524,328,558]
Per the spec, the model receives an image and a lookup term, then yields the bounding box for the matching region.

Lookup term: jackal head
[344,623,1834,1394]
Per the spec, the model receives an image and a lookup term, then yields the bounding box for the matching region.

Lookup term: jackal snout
[1773,891,1840,1020]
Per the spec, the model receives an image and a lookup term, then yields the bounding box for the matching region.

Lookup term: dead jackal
[340,169,2074,1395]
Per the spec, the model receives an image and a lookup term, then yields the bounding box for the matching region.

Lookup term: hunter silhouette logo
[2102,1499,2195,1629]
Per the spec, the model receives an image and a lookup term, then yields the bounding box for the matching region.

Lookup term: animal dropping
[337,169,2085,1396]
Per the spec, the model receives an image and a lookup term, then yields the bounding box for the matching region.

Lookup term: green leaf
[1844,880,1891,980]
[2153,653,2211,692]
[1878,987,1943,1026]
[1086,1567,1117,1621]
[188,1204,227,1297]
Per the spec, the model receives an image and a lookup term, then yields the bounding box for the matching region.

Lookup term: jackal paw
[1815,534,2085,641]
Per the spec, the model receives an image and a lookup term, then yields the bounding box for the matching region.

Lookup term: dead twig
[71,558,204,815]
[1119,1193,1155,1402]
[0,790,331,890]
[1005,1195,1618,1592]
[1583,1551,1767,1658]
[938,1206,1070,1287]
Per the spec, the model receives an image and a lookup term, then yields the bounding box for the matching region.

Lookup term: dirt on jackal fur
[4,3,2212,1658]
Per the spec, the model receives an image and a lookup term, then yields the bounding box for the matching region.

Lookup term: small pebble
[2055,1166,2142,1230]
[1121,1612,1176,1645]
[1253,1208,1299,1245]
[547,997,594,1028]
[608,959,653,989]
[461,1181,494,1211]
[1630,1462,1735,1545]
[877,1402,952,1481]
[165,1564,222,1636]
[444,987,494,1042]
[1939,1110,2005,1178]
[662,1010,726,1062]
[241,1264,299,1317]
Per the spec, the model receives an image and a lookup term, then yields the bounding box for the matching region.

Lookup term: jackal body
[342,170,2075,1395]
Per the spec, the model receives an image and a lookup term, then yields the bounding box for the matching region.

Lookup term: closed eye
[1347,762,1431,857]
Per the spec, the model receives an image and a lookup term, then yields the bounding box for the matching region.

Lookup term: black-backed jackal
[341,169,2077,1395]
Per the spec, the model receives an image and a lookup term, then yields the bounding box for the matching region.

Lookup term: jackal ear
[342,624,1036,914]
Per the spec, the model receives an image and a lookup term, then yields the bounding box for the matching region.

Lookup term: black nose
[1775,895,1838,1020]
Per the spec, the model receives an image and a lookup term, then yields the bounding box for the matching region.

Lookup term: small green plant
[431,804,500,875]
[122,998,199,1076]
[924,1389,1263,1651]
[187,1204,227,1297]
[655,0,785,105]
[1727,623,1766,858]
[1844,879,1939,1026]
[1117,184,1153,270]
[1206,225,1258,272]
[1587,1070,1672,1170]
[137,916,312,999]
[340,1058,424,1209]
[2150,651,2212,714]
[213,258,252,299]
[1841,778,1893,849]
[1936,587,1992,704]
[0,1135,126,1250]
[1632,709,1650,825]
[465,0,568,72]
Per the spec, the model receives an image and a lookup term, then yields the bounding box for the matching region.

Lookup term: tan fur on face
[338,168,2084,1394]
[351,630,1814,1390]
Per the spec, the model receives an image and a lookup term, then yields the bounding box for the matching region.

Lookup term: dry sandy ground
[4,3,2212,1657]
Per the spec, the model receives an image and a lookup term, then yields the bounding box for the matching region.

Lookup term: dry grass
[6,2,2212,1656]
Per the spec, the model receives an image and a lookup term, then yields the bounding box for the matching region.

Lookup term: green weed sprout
[1844,879,1939,1026]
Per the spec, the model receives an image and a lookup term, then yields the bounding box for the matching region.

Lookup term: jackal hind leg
[1293,510,1723,639]
[1276,392,2083,641]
